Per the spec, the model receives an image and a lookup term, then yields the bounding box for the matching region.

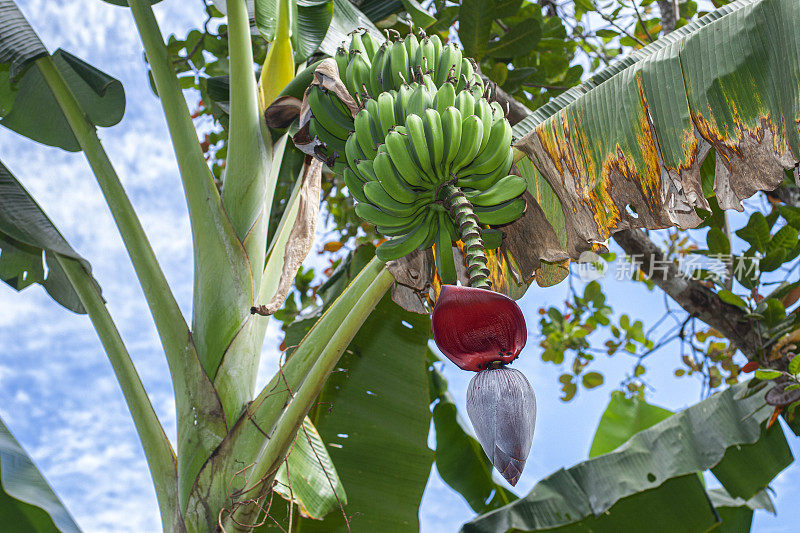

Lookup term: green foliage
[464,382,790,532]
[0,417,81,533]
[0,160,94,313]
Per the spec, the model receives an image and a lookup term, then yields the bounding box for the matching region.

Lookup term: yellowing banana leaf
[0,160,96,313]
[510,0,800,275]
[461,381,791,532]
[273,417,347,519]
[0,416,81,533]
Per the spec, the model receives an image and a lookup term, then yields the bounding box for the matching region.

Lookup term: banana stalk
[441,184,491,288]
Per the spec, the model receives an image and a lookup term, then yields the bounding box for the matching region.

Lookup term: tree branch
[613,229,763,360]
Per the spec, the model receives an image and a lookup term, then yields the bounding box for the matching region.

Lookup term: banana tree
[2,0,800,531]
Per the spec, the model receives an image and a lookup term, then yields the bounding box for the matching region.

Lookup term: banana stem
[441,184,490,288]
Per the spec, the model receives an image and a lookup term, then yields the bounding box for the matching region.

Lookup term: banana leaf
[273,417,347,519]
[509,0,800,275]
[0,160,96,313]
[0,417,81,533]
[264,246,434,531]
[588,391,673,458]
[0,1,125,150]
[461,381,791,532]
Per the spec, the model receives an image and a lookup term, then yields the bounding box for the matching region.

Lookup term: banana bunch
[344,84,526,271]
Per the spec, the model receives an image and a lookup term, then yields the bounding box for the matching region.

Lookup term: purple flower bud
[466,367,536,486]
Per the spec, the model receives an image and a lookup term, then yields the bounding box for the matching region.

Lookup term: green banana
[440,106,462,177]
[457,149,513,190]
[348,32,366,55]
[345,50,370,97]
[469,79,485,100]
[334,46,349,78]
[451,114,483,174]
[437,43,462,85]
[433,82,456,115]
[309,118,346,161]
[422,108,445,181]
[363,181,429,217]
[356,202,420,227]
[354,109,378,159]
[376,211,436,261]
[377,91,397,138]
[405,114,435,179]
[454,90,476,120]
[344,167,369,204]
[345,133,367,178]
[361,30,380,59]
[460,118,512,176]
[406,83,432,117]
[490,101,506,120]
[474,98,494,154]
[369,44,387,96]
[356,158,379,182]
[390,40,409,87]
[474,197,526,226]
[384,130,432,189]
[415,36,436,76]
[404,32,419,66]
[380,41,395,92]
[464,175,528,206]
[377,209,428,236]
[373,151,419,203]
[308,87,353,139]
[429,34,443,70]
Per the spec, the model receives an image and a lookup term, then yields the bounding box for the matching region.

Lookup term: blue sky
[0,1,797,532]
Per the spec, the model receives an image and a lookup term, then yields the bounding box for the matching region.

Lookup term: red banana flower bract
[431,285,527,371]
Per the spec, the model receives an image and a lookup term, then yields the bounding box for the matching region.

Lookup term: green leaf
[400,0,436,29]
[459,0,494,60]
[718,289,748,308]
[581,371,604,389]
[429,352,517,513]
[735,213,770,253]
[767,224,799,252]
[254,0,334,62]
[273,417,347,519]
[317,0,383,57]
[0,0,47,80]
[1,50,125,152]
[760,298,786,328]
[462,381,788,532]
[0,416,81,533]
[711,422,792,500]
[495,0,523,18]
[706,227,730,254]
[708,488,774,532]
[357,0,404,23]
[588,392,673,458]
[275,251,433,531]
[486,21,542,58]
[789,356,800,375]
[0,160,95,313]
[755,369,782,380]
